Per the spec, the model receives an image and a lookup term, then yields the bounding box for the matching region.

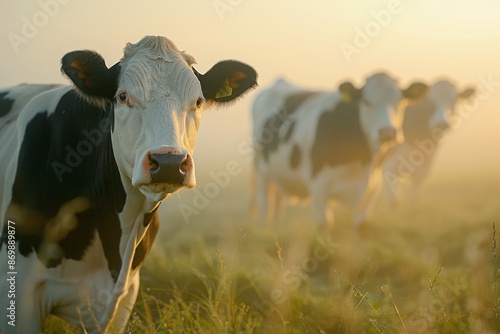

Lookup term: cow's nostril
[149,155,160,172]
[180,155,193,175]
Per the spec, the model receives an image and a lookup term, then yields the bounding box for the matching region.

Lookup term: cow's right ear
[194,60,258,105]
[459,87,475,100]
[338,82,362,103]
[61,50,120,100]
[402,82,428,100]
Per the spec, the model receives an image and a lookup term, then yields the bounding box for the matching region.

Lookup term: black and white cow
[383,79,475,203]
[0,35,257,333]
[251,73,427,227]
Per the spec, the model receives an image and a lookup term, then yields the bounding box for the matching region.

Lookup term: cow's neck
[116,182,160,258]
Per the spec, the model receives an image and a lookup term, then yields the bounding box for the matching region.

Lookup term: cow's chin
[139,184,185,202]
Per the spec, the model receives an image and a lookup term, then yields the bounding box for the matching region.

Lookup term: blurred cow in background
[383,79,475,204]
[251,73,428,228]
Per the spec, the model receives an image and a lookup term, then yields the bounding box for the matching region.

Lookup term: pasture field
[42,169,500,333]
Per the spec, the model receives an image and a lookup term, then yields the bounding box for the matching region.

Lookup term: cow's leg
[407,155,434,201]
[382,169,400,206]
[0,254,45,334]
[255,171,271,222]
[310,185,332,227]
[1,290,42,334]
[353,176,384,229]
[108,274,140,333]
[353,196,376,229]
[272,184,286,222]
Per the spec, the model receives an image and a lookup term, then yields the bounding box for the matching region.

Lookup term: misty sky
[1,0,499,176]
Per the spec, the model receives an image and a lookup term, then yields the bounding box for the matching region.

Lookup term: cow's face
[359,73,402,151]
[61,36,257,201]
[427,80,475,132]
[341,73,428,153]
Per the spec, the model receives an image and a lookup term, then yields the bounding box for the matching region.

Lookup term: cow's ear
[459,87,475,99]
[338,81,362,103]
[194,60,257,104]
[61,50,120,100]
[402,82,428,100]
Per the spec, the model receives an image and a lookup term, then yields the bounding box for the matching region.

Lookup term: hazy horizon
[2,0,499,180]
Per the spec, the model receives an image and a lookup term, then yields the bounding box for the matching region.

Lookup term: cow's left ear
[338,82,362,103]
[194,60,257,104]
[61,50,120,100]
[459,87,475,99]
[402,82,429,100]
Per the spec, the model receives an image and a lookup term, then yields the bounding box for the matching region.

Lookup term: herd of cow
[0,36,474,332]
[251,74,475,227]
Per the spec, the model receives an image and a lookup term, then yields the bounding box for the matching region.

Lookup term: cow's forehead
[122,35,196,65]
[362,72,401,105]
[428,80,458,105]
[119,58,201,105]
[118,36,201,103]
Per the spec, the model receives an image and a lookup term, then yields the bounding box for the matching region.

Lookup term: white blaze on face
[110,37,204,199]
[359,72,402,153]
[427,80,459,130]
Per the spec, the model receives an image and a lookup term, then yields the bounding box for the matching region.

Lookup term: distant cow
[0,35,257,333]
[383,79,475,203]
[251,73,427,227]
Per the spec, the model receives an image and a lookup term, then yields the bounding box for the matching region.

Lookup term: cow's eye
[196,97,204,108]
[117,91,133,108]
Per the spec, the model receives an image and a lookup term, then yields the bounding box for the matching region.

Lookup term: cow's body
[383,79,474,203]
[0,36,256,333]
[252,75,427,227]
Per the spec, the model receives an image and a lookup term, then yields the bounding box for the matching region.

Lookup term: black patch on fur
[310,101,371,178]
[283,119,296,143]
[1,90,126,281]
[403,99,436,142]
[61,51,120,100]
[0,92,14,118]
[257,91,318,162]
[143,207,159,227]
[132,211,159,270]
[290,144,301,170]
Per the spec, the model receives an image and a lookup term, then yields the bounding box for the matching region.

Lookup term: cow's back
[252,81,343,198]
[0,84,60,130]
[251,79,307,138]
[0,84,66,230]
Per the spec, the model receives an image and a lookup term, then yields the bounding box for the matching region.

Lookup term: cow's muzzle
[133,146,196,195]
[378,126,397,143]
[149,152,193,186]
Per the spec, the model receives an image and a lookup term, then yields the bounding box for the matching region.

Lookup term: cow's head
[61,36,257,201]
[339,72,428,152]
[426,80,475,131]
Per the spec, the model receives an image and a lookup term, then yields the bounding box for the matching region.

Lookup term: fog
[2,0,499,189]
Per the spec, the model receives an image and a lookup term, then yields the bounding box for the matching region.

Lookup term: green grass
[41,171,500,333]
